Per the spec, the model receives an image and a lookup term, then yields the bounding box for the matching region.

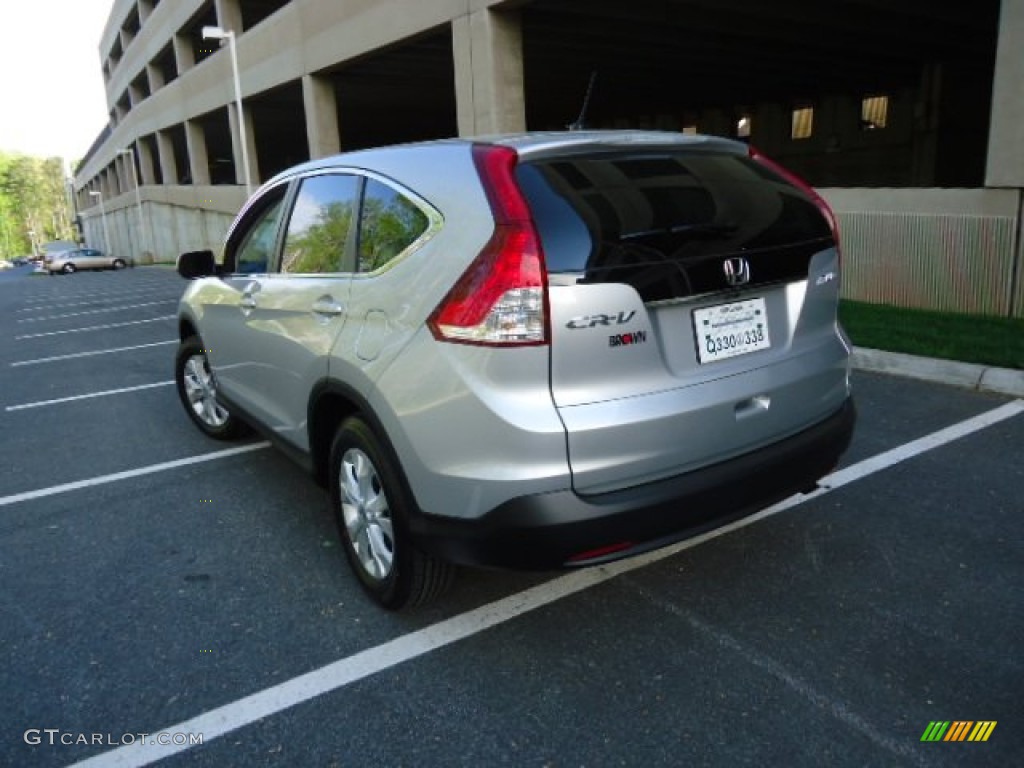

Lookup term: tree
[0,150,75,258]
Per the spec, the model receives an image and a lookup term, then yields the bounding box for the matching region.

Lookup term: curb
[852,347,1024,398]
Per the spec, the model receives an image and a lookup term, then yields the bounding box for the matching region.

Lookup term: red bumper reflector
[566,541,636,564]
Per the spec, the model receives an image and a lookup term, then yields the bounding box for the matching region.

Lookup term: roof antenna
[567,71,597,131]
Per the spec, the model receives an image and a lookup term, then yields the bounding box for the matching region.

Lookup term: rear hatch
[515,138,849,495]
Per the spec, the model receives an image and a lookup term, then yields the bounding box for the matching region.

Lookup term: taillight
[749,146,840,249]
[427,145,549,346]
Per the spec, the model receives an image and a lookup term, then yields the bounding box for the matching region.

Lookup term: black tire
[112,259,127,269]
[62,263,76,274]
[329,417,455,610]
[174,336,245,439]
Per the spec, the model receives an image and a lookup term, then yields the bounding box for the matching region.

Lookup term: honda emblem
[723,257,751,287]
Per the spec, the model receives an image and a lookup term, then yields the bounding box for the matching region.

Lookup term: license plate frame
[693,297,771,364]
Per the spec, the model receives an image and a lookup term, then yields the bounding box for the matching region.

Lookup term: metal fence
[823,188,1023,319]
[838,211,1020,316]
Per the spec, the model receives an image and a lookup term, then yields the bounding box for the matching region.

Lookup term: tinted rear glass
[517,151,833,300]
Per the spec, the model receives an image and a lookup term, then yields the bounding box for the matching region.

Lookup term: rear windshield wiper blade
[621,223,738,241]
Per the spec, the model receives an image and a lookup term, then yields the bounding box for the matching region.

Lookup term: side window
[281,174,359,274]
[357,178,429,273]
[226,190,287,274]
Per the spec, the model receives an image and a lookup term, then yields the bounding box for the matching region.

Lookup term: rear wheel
[175,336,244,439]
[112,259,126,269]
[62,263,76,274]
[329,417,454,610]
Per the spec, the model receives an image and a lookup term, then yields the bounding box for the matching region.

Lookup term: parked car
[175,131,855,610]
[46,248,127,274]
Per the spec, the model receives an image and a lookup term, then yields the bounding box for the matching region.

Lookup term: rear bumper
[410,397,856,569]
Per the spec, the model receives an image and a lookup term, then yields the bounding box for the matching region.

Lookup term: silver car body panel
[178,131,853,544]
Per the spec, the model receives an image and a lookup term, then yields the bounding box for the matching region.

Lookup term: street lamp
[88,190,111,255]
[202,25,252,196]
[118,148,151,263]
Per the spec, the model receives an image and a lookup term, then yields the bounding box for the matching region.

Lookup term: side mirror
[177,250,218,279]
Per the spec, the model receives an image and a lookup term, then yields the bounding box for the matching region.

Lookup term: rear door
[217,172,358,450]
[517,143,849,494]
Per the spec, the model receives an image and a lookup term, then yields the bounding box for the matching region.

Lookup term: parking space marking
[17,300,177,323]
[15,316,175,340]
[66,399,1024,768]
[10,340,178,367]
[17,288,179,311]
[18,284,176,307]
[0,443,270,508]
[5,382,174,412]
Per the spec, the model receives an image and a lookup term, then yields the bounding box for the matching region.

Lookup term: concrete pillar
[215,0,243,33]
[186,120,211,185]
[303,74,341,159]
[227,103,260,186]
[138,138,156,185]
[147,63,165,94]
[173,33,194,76]
[113,155,125,194]
[986,0,1024,188]
[452,8,526,136]
[156,130,177,184]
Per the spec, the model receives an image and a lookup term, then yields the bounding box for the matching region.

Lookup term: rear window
[517,151,833,301]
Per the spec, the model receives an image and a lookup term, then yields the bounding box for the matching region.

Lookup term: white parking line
[64,399,1024,768]
[17,300,177,323]
[10,340,178,367]
[17,287,178,309]
[18,288,178,311]
[0,443,270,508]
[15,316,175,340]
[5,381,174,411]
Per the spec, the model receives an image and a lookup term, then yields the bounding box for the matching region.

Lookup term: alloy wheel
[339,448,395,581]
[182,354,228,428]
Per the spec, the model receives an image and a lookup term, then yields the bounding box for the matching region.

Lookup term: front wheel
[62,263,76,274]
[175,336,245,439]
[112,259,127,269]
[329,417,454,610]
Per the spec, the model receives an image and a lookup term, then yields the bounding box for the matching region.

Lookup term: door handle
[312,296,344,317]
[240,281,260,310]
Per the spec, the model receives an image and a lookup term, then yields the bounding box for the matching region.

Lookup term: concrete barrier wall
[820,188,1023,318]
[81,197,235,265]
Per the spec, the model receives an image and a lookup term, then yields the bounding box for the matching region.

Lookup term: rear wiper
[621,223,738,240]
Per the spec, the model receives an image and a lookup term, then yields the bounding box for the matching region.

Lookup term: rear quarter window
[357,178,430,273]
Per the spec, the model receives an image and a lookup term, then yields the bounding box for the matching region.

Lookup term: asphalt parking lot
[1,264,1021,767]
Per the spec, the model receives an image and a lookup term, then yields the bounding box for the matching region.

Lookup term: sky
[0,0,115,162]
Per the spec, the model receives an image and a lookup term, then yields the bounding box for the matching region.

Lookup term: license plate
[693,298,771,364]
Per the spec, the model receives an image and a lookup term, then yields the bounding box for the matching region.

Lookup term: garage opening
[195,108,237,185]
[330,28,458,151]
[520,0,999,187]
[248,81,309,181]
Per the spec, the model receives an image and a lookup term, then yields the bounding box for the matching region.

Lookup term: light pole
[118,148,151,263]
[202,25,252,196]
[88,190,111,255]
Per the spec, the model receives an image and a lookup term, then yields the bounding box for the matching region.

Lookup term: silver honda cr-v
[175,131,855,610]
